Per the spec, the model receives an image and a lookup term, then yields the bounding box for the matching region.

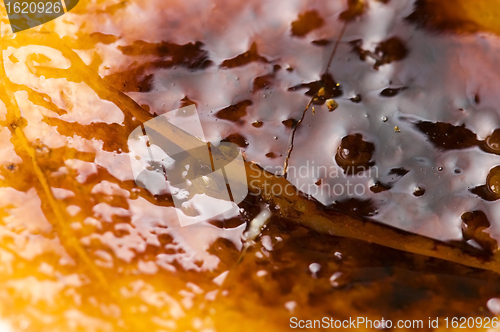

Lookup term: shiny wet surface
[1,0,500,331]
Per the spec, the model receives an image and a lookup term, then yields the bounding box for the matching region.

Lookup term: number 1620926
[5,1,62,14]
[443,317,498,329]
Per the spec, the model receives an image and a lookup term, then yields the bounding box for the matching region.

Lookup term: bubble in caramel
[487,166,500,195]
[485,129,500,154]
[335,134,375,174]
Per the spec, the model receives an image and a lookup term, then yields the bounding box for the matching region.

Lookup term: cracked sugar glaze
[8,0,500,258]
[74,0,500,246]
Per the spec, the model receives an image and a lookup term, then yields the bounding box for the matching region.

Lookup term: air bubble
[413,186,425,197]
[335,134,375,174]
[329,272,342,287]
[486,129,500,153]
[309,263,321,278]
[487,166,500,195]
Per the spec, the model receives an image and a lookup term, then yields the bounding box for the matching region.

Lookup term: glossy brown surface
[1,0,500,331]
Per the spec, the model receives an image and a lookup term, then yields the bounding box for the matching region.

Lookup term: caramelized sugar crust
[1,0,500,331]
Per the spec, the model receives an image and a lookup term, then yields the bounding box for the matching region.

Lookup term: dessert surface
[1,0,500,331]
